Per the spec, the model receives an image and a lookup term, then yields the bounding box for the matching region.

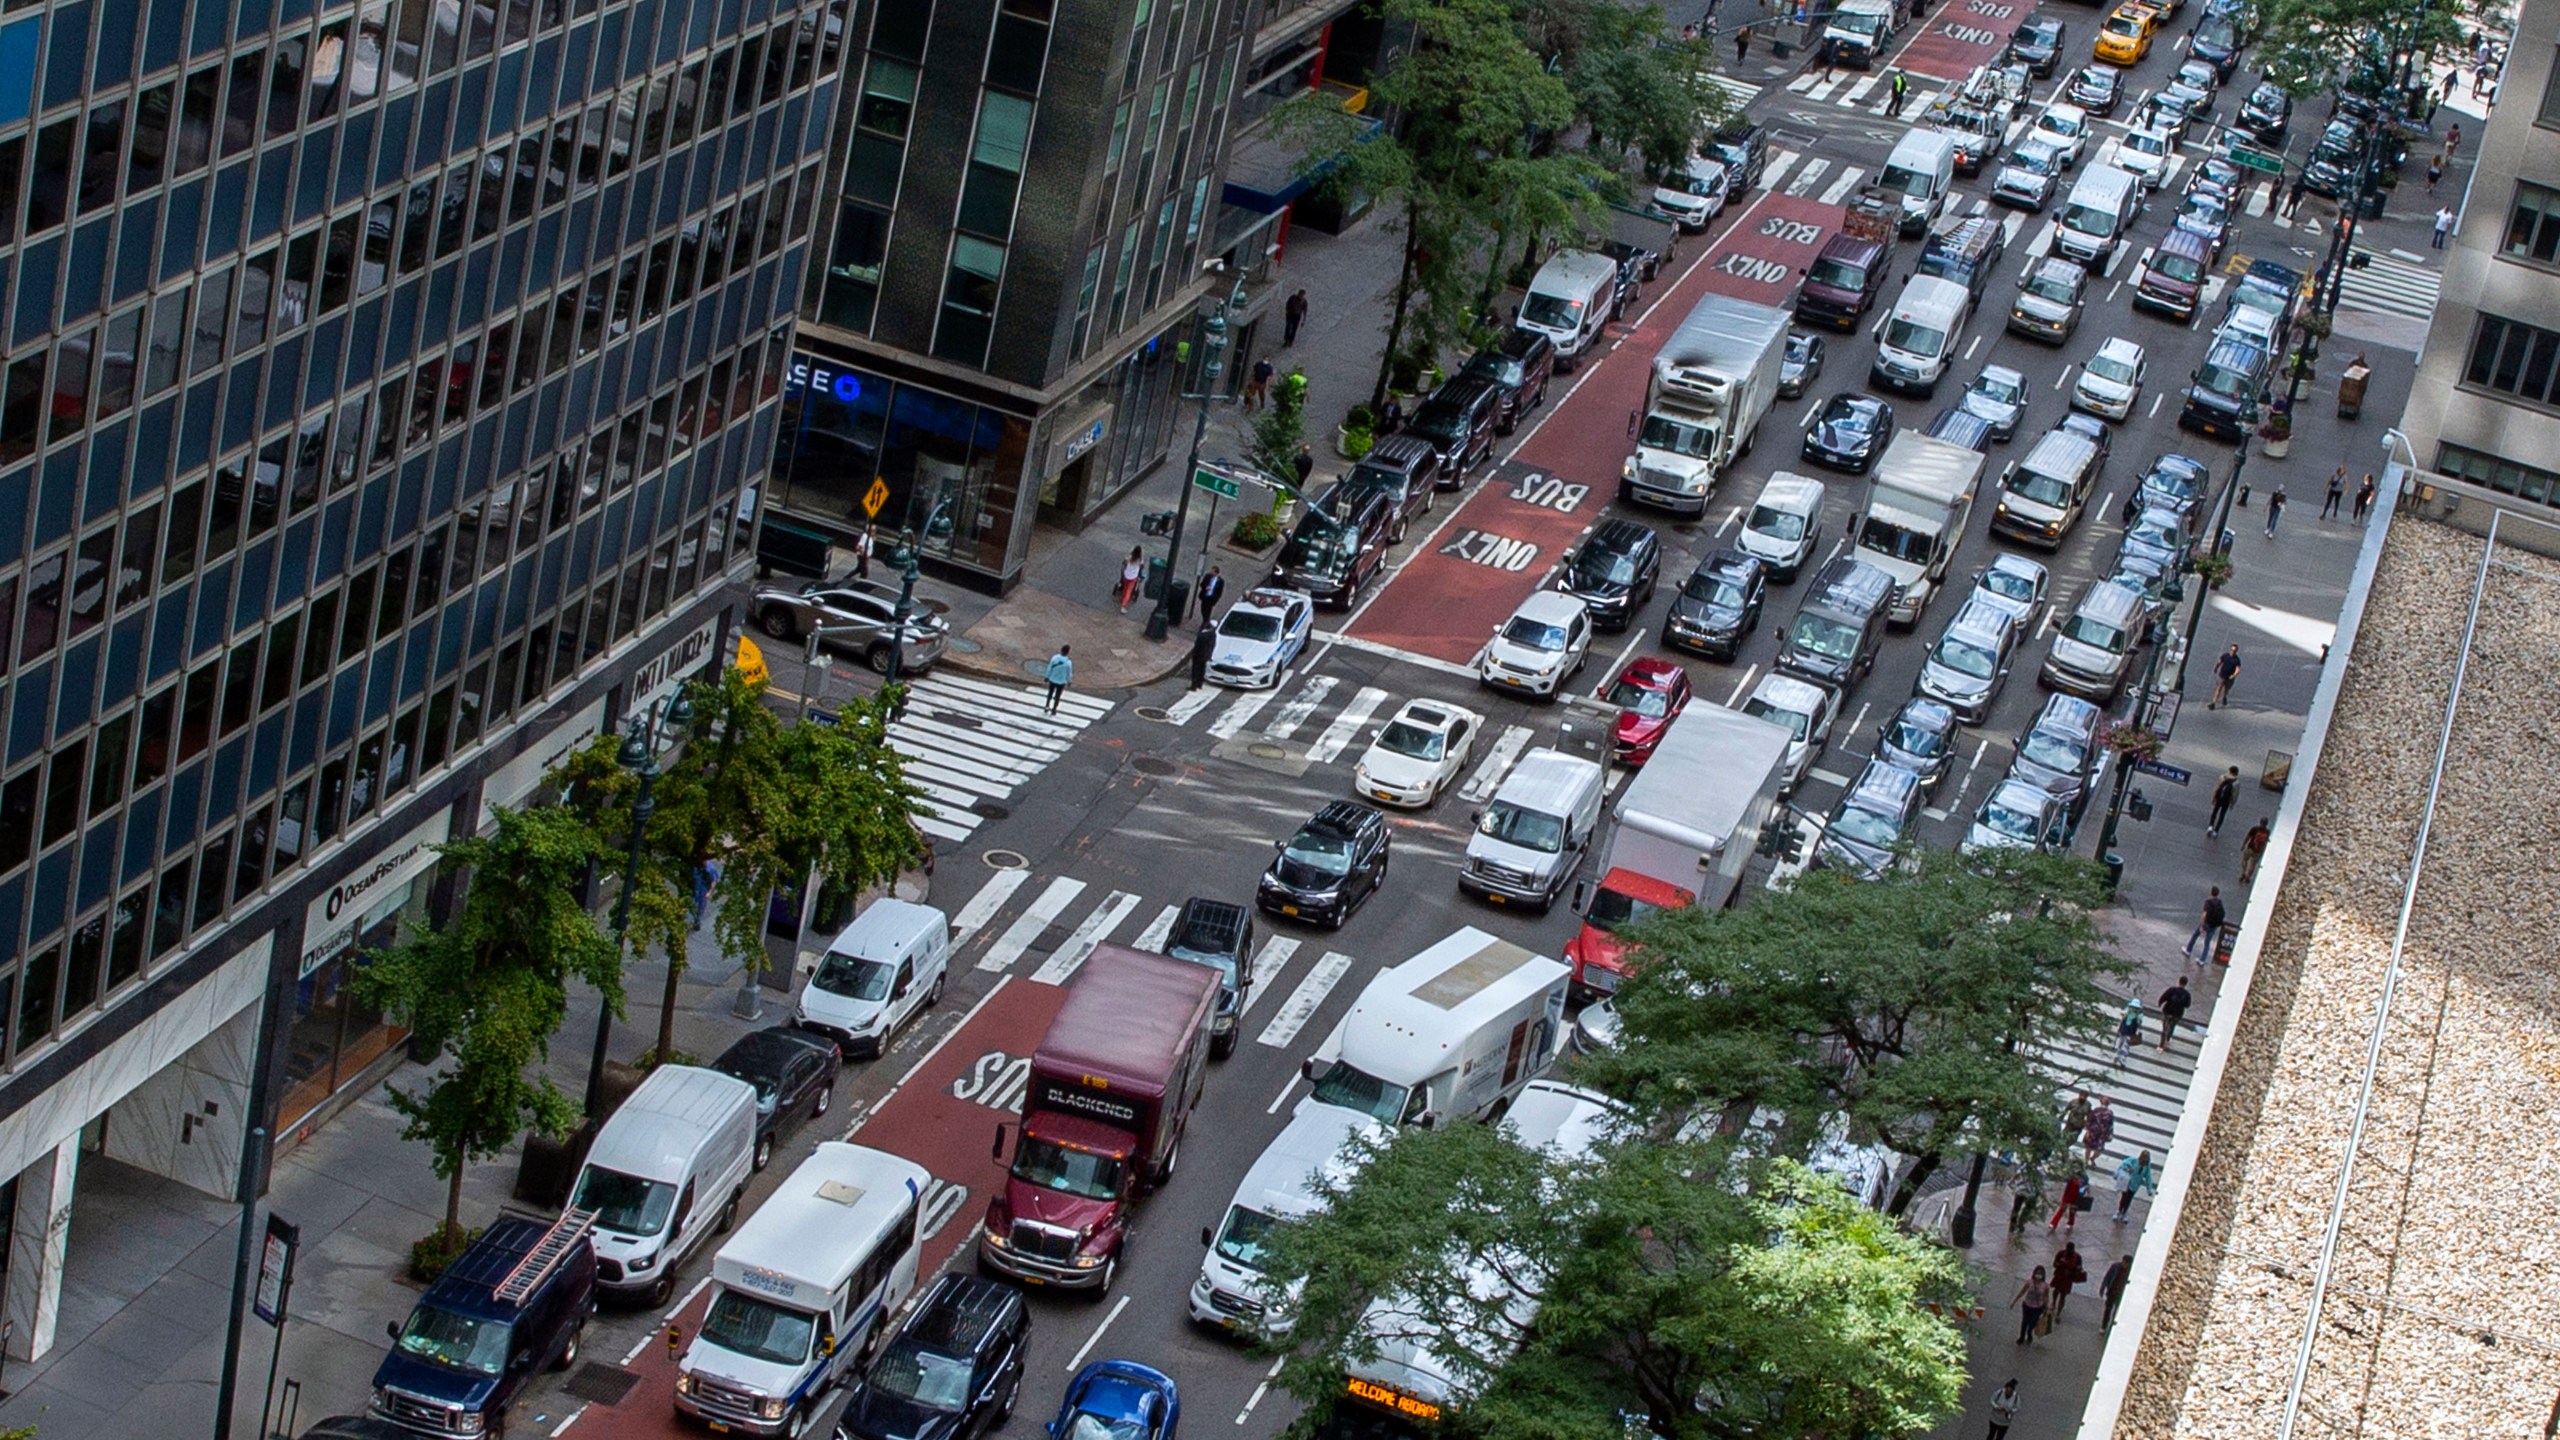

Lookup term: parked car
[1961,364,2030,442]
[1600,656,1693,765]
[2237,80,2293,145]
[1598,237,1663,283]
[1553,518,1662,631]
[1353,699,1483,808]
[1662,550,1767,660]
[1964,776,2073,856]
[1258,802,1392,929]
[751,578,950,674]
[2006,692,2106,822]
[1711,119,1771,190]
[1740,672,1842,796]
[1206,588,1315,688]
[2008,17,2069,75]
[1461,329,1556,434]
[1875,695,1961,788]
[2136,451,2213,525]
[1405,378,1502,482]
[710,1027,839,1173]
[1779,331,1827,398]
[839,1275,1029,1440]
[1480,590,1593,697]
[1800,392,1896,473]
[1044,1364,1178,1440]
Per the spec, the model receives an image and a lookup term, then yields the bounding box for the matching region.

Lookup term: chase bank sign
[788,358,865,405]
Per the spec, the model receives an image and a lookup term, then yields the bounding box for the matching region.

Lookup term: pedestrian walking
[1244,355,1274,411]
[2208,644,2242,709]
[1821,36,1840,80]
[2284,177,2307,217]
[2007,1168,2045,1235]
[2354,472,2378,521]
[1736,23,1753,61]
[2113,996,2144,1067]
[2050,1241,2087,1318]
[1282,288,1309,347]
[2241,818,2272,882]
[2207,765,2240,835]
[1117,546,1145,612]
[1888,70,1909,116]
[1292,441,1315,489]
[2475,59,2497,95]
[2185,886,2229,962]
[2443,67,2462,100]
[2323,467,2346,519]
[2061,1090,2091,1146]
[2081,1097,2115,1166]
[2012,1266,2052,1343]
[2158,975,2194,1048]
[2427,155,2445,193]
[2099,1254,2134,1328]
[1188,619,1214,691]
[2446,122,2463,156]
[2114,1150,2159,1221]
[2263,484,2287,538]
[1042,644,1073,715]
[2434,204,2457,249]
[1986,1379,2020,1439]
[1195,564,1225,623]
[2049,1165,2088,1232]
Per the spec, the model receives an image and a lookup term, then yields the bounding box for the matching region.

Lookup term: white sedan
[2072,337,2146,422]
[1205,588,1314,688]
[1352,699,1484,808]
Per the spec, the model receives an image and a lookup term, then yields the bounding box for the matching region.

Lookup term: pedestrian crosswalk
[1159,673,1550,799]
[2024,1012,2203,1173]
[1785,67,1950,115]
[2334,250,2444,322]
[1701,73,1763,113]
[886,674,1114,845]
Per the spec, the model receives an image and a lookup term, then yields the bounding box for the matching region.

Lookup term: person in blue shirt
[1043,645,1073,715]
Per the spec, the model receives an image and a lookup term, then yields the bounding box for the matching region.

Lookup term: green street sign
[1193,466,1240,498]
[2225,143,2286,175]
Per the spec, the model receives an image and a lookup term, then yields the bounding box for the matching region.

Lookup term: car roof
[1616,656,1685,687]
[1512,589,1589,623]
[2092,336,2143,361]
[1495,327,1551,358]
[1304,801,1380,837]
[1389,698,1472,732]
[1702,546,1766,577]
[716,1026,835,1075]
[1848,760,1922,809]
[1173,896,1250,941]
[1755,473,1827,508]
[1986,551,2048,583]
[1977,363,2027,388]
[2031,691,2102,736]
[1945,598,2017,642]
[1751,672,1831,711]
[2042,101,2088,121]
[1989,776,2055,808]
[1585,517,1656,552]
[1895,695,1958,729]
[902,1273,1021,1355]
[2029,256,2084,284]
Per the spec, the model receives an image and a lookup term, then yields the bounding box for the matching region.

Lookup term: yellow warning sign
[733,636,770,688]
[862,476,891,517]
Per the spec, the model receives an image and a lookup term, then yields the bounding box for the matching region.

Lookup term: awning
[1219,114,1381,214]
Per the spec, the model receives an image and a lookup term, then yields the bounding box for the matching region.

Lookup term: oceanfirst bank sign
[300,810,454,977]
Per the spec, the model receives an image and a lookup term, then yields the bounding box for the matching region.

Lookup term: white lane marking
[1970,737,1990,774]
[1261,675,1336,741]
[2149,391,2165,417]
[1207,688,1277,739]
[1726,662,1760,707]
[2026,219,2056,258]
[1965,334,1983,360]
[1819,167,1866,205]
[1787,156,1831,197]
[1761,149,1803,190]
[852,975,1015,1131]
[950,868,1032,946]
[1259,951,1356,1049]
[1605,767,1628,795]
[1238,936,1303,1017]
[1849,700,1872,736]
[1843,73,1882,107]
[1308,629,1482,679]
[1131,903,1179,954]
[1715,503,1743,538]
[1066,1296,1133,1373]
[1598,629,1647,689]
[1267,1066,1305,1115]
[1235,1359,1287,1426]
[1458,725,1535,803]
[977,877,1086,972]
[1030,889,1144,985]
[1806,766,1855,788]
[1163,688,1220,724]
[2054,364,2072,390]
[1308,686,1389,764]
[2037,607,2056,638]
[2097,489,2116,521]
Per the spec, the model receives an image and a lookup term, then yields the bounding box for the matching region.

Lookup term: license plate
[1020,1275,1045,1286]
[1371,789,1399,803]
[1281,905,1299,916]
[1485,893,1507,905]
[708,1424,731,1433]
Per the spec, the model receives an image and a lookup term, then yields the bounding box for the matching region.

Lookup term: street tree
[1258,1122,1969,1440]
[1513,0,1724,177]
[1581,847,2129,1210]
[552,670,926,1064]
[356,804,623,1240]
[2254,0,2472,101]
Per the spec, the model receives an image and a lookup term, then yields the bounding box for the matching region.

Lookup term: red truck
[981,945,1217,1294]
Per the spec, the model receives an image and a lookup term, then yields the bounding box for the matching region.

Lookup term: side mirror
[820,1334,838,1357]
[1775,628,1789,647]
[1570,881,1590,914]
[387,1321,403,1342]
[1469,809,1482,825]
[1202,1226,1214,1248]
[1274,838,1288,851]
[1301,1057,1321,1083]
[991,1121,1010,1162]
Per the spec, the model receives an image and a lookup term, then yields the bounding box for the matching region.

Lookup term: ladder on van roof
[495,1209,596,1305]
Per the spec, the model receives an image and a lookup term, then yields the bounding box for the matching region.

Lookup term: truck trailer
[1853,430,1984,628]
[1620,292,1790,516]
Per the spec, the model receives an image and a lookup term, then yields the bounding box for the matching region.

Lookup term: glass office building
[0,0,835,1364]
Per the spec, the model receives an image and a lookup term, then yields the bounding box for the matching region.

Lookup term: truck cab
[1620,293,1791,515]
[1298,929,1569,1130]
[1853,430,1985,627]
[1566,868,1695,1001]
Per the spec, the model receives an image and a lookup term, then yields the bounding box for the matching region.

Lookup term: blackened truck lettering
[1032,1077,1142,1128]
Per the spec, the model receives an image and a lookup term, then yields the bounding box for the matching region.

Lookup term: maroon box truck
[980,945,1218,1294]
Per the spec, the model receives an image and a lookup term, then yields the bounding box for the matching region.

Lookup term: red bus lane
[562,979,1069,1438]
[1343,191,1844,668]
[1894,0,2036,80]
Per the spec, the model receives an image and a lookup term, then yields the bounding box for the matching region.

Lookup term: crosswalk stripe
[1263,675,1336,741]
[1238,936,1303,1018]
[2244,181,2272,217]
[921,672,1112,724]
[1818,167,1866,205]
[1701,73,1761,110]
[1306,687,1389,764]
[1998,211,2025,245]
[1785,157,1831,197]
[889,723,1047,779]
[886,746,1023,801]
[1163,688,1220,724]
[977,876,1086,972]
[1458,725,1535,804]
[1131,903,1179,954]
[1787,72,1822,95]
[1258,951,1356,1049]
[2025,218,2057,258]
[951,868,1032,945]
[887,673,1110,841]
[916,813,973,843]
[1842,73,1882,107]
[1029,889,1142,986]
[2336,254,2443,322]
[1207,689,1276,740]
[1760,148,1803,191]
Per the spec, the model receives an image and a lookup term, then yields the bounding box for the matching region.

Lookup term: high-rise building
[0,0,835,1359]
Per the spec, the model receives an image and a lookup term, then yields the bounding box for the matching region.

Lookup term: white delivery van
[1736,472,1829,581]
[795,898,950,1058]
[1299,927,1571,1128]
[1517,250,1623,367]
[2054,165,2140,268]
[1189,1106,1383,1336]
[1458,747,1606,911]
[569,1064,758,1306]
[1870,275,1969,398]
[1880,128,1959,236]
[676,1142,927,1438]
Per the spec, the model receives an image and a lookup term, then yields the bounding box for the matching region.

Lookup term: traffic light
[1755,815,1806,863]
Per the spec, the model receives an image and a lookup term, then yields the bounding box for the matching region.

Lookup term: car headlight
[759,1397,789,1421]
[677,1374,697,1397]
[1072,1252,1106,1269]
[457,1414,485,1436]
[628,1253,656,1272]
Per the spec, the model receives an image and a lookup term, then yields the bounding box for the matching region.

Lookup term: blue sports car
[1047,1362,1179,1440]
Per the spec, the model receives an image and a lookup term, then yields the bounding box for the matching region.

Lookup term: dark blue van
[371,1214,598,1436]
[2177,340,2269,442]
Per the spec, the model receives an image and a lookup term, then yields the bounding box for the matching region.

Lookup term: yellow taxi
[2093,3,2157,63]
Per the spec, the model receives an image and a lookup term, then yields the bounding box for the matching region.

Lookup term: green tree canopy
[2254,0,2474,100]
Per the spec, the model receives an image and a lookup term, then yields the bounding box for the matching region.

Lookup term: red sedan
[1602,656,1692,765]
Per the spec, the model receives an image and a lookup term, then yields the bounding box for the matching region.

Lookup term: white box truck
[1620,292,1790,516]
[1565,704,1791,1000]
[569,1063,759,1306]
[1854,430,1984,628]
[1298,928,1570,1129]
[1822,0,1901,68]
[1188,1105,1383,1337]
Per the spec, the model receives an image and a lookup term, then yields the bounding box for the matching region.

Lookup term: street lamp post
[1147,273,1251,643]
[2090,577,2182,891]
[2176,435,2249,693]
[582,691,693,1117]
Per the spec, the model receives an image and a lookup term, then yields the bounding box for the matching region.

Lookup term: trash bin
[1164,578,1191,623]
[2102,852,2126,895]
[1143,557,1168,600]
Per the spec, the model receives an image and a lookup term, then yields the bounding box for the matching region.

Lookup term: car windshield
[1583,886,1665,932]
[1886,715,1947,757]
[1307,1061,1412,1125]
[1500,617,1567,651]
[2011,472,2073,507]
[1743,696,1814,740]
[1638,414,1714,456]
[1935,633,2000,679]
[572,1165,678,1235]
[1878,163,1929,198]
[2088,354,2138,384]
[2145,468,2202,501]
[2102,15,2141,36]
[1833,9,1884,33]
[814,952,895,1002]
[1467,356,1524,386]
[1282,829,1356,875]
[1748,503,1808,541]
[1010,1135,1124,1200]
[2130,517,2179,550]
[1787,336,1817,362]
[1882,316,1945,356]
[396,1306,513,1376]
[1806,256,1868,290]
[1973,374,2025,406]
[1575,550,1639,586]
[2126,132,2166,156]
[1521,293,1584,329]
[1831,805,1903,847]
[2062,612,2130,652]
[1478,801,1565,852]
[1375,721,1445,760]
[2025,272,2079,305]
[702,1290,817,1368]
[1221,611,1283,643]
[2042,113,2082,137]
[2196,361,2252,395]
[2197,16,2235,44]
[1606,679,1671,716]
[2156,254,2204,283]
[1981,797,2044,840]
[2062,202,2117,237]
[1982,568,2038,604]
[1212,1204,1281,1271]
[1407,409,1462,445]
[1858,513,1935,564]
[2021,729,2087,773]
[1066,1413,1150,1440]
[870,1341,976,1409]
[2007,148,2055,174]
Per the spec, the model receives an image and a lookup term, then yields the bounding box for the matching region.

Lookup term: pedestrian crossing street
[2332,249,2445,323]
[2023,1007,2203,1172]
[944,864,1363,1050]
[885,673,1114,845]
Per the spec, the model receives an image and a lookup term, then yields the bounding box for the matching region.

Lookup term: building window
[986,0,1053,96]
[821,202,891,331]
[2504,181,2560,265]
[2436,440,2560,505]
[872,2,932,62]
[847,58,916,206]
[1071,240,1105,360]
[1104,99,1131,179]
[2464,314,2560,407]
[957,93,1033,238]
[934,237,1006,367]
[2541,48,2560,128]
[1107,217,1141,334]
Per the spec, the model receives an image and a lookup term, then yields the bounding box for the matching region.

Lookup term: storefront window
[769,354,1033,579]
[278,865,433,1130]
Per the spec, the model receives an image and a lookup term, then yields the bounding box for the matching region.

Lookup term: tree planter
[1335,423,1374,459]
[2261,432,2292,458]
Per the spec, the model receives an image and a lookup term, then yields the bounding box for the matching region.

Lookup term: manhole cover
[1131,755,1179,777]
[969,799,1012,819]
[946,635,983,654]
[564,1363,642,1406]
[983,849,1029,869]
[1248,742,1289,760]
[1020,657,1050,678]
[1134,706,1172,721]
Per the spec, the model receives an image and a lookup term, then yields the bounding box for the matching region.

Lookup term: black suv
[1554,519,1662,632]
[1342,436,1438,543]
[1166,898,1256,1058]
[1711,120,1769,191]
[1460,330,1555,435]
[840,1274,1028,1440]
[710,1026,840,1171]
[1406,377,1503,484]
[1663,549,1766,660]
[2008,18,2067,76]
[1257,802,1391,929]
